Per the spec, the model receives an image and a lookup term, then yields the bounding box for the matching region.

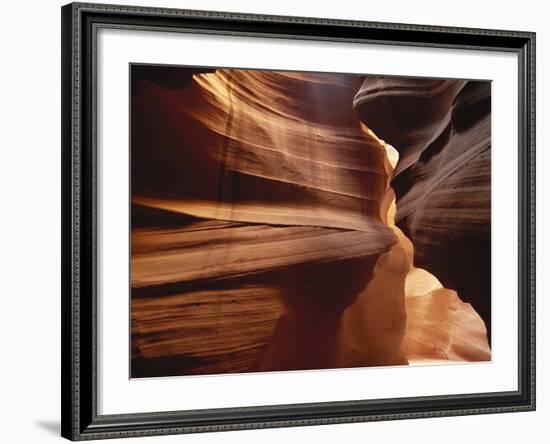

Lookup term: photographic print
[130,64,491,378]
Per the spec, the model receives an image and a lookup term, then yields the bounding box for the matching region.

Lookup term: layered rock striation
[354,77,492,338]
[131,67,491,377]
[131,68,403,376]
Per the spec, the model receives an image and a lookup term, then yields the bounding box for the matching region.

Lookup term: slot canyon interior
[130,64,491,378]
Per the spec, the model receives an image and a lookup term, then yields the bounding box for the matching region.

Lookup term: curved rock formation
[131,68,404,376]
[130,66,491,377]
[403,268,491,363]
[354,77,492,338]
[339,143,490,367]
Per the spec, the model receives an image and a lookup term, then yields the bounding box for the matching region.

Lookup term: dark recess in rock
[354,76,492,341]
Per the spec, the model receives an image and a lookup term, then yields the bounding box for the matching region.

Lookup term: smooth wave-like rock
[131,68,403,376]
[354,76,492,338]
[339,144,490,367]
[130,67,490,377]
[403,268,491,363]
[132,69,390,232]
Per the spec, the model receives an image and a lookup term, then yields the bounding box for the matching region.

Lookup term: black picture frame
[61,2,536,440]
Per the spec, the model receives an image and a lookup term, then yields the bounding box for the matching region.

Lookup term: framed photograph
[61,2,536,440]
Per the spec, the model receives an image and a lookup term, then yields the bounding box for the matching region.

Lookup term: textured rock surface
[403,268,491,363]
[130,67,490,377]
[358,144,490,366]
[354,77,492,338]
[131,68,403,376]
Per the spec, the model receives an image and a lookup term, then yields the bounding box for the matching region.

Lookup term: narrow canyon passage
[354,77,493,341]
[338,136,490,367]
[130,67,491,377]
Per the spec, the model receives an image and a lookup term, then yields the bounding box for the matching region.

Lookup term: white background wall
[0,0,546,443]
